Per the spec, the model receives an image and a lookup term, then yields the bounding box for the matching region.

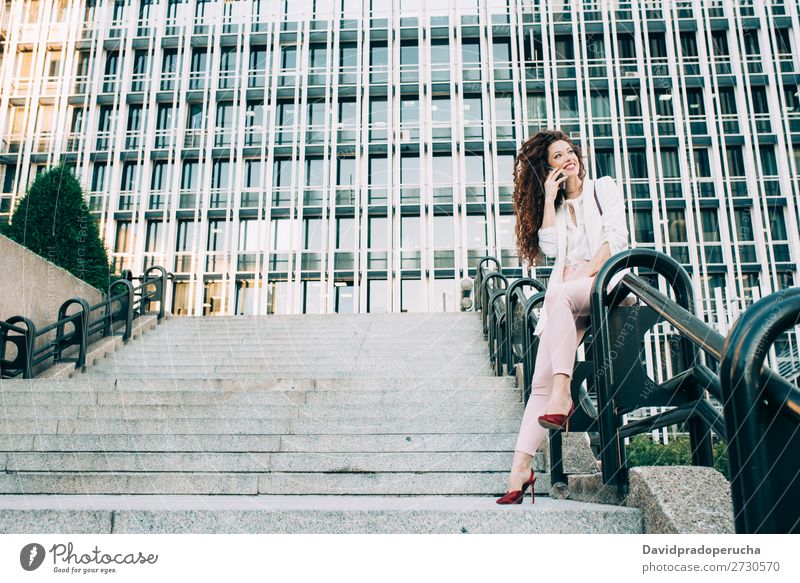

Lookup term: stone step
[0,388,520,406]
[136,341,483,349]
[39,417,519,434]
[158,328,483,335]
[80,370,499,380]
[164,318,481,326]
[303,390,520,406]
[101,348,490,358]
[88,360,493,371]
[0,495,644,534]
[79,370,494,379]
[0,471,550,496]
[4,452,543,473]
[278,434,520,453]
[0,377,517,391]
[147,319,481,327]
[161,322,482,331]
[1,434,282,452]
[0,433,520,453]
[94,355,490,366]
[165,316,481,323]
[81,370,497,379]
[137,337,481,344]
[1,402,522,420]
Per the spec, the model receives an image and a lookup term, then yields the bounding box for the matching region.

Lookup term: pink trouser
[514,260,595,456]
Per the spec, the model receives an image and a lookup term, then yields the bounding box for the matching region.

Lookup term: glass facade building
[1,0,799,320]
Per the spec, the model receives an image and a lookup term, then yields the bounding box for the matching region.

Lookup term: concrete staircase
[0,312,642,533]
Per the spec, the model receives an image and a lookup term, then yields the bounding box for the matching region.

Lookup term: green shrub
[5,164,110,291]
[626,434,729,478]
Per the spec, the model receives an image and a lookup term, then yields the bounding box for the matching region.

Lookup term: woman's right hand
[544,167,567,201]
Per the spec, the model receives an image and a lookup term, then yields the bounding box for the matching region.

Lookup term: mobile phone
[546,164,567,197]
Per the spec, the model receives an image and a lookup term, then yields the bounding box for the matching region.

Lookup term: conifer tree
[5,164,110,291]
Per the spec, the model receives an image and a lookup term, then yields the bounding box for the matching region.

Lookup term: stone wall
[0,234,103,329]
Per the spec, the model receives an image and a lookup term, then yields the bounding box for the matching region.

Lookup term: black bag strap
[593,179,603,216]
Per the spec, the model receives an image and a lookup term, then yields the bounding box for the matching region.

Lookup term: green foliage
[5,164,110,291]
[626,434,729,478]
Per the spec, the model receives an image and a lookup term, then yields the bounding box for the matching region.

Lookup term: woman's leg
[503,273,594,491]
[506,319,556,490]
[539,275,595,415]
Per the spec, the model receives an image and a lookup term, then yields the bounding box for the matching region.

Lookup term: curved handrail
[474,256,501,311]
[143,266,169,320]
[506,278,546,376]
[590,249,706,488]
[476,257,501,334]
[719,287,800,534]
[480,270,508,338]
[521,291,546,404]
[0,316,35,379]
[108,279,135,342]
[53,297,90,368]
[484,272,510,374]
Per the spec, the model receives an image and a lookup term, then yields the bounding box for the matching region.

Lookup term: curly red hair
[512,130,587,266]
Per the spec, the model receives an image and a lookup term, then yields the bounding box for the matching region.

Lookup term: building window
[464,95,483,122]
[680,32,698,57]
[370,42,388,83]
[686,89,705,115]
[628,149,648,179]
[718,87,737,115]
[304,218,324,250]
[91,163,106,192]
[114,221,131,253]
[190,48,208,89]
[432,215,454,249]
[431,40,449,81]
[401,278,422,312]
[659,149,680,178]
[120,162,139,192]
[725,146,745,176]
[462,39,481,65]
[369,216,389,249]
[270,218,291,251]
[150,161,169,191]
[176,220,195,255]
[368,279,388,313]
[238,218,259,253]
[336,218,356,249]
[145,220,163,253]
[693,149,711,177]
[466,214,487,248]
[633,210,655,243]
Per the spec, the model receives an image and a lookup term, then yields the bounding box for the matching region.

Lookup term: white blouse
[538,194,591,267]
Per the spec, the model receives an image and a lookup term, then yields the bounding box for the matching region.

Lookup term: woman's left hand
[576,260,599,279]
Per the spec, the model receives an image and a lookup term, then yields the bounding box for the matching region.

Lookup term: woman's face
[546,140,580,177]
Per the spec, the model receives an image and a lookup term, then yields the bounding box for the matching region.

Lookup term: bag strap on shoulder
[593,179,603,216]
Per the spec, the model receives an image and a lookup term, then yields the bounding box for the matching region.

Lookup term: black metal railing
[719,287,800,534]
[590,249,719,490]
[0,266,170,379]
[474,252,800,533]
[505,277,546,378]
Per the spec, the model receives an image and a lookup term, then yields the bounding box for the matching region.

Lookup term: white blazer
[532,176,630,337]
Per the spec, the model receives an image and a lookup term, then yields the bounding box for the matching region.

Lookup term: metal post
[55,298,90,369]
[720,287,800,533]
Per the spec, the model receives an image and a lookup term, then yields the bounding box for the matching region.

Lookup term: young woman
[496,129,629,504]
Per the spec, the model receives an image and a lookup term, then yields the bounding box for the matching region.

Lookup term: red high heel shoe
[538,403,575,433]
[496,470,536,504]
